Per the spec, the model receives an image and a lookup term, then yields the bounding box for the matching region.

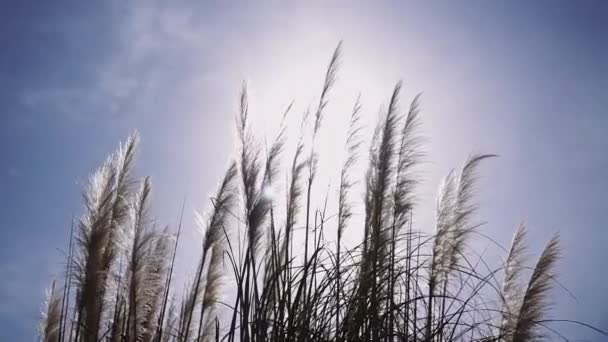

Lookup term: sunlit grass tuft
[40,44,604,342]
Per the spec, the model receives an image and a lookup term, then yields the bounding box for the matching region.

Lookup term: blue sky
[1,1,607,340]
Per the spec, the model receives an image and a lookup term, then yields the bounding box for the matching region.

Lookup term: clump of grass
[40,44,604,342]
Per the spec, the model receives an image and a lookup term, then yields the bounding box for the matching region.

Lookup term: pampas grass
[40,44,602,342]
[40,281,63,342]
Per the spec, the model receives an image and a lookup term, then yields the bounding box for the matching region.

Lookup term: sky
[0,0,607,340]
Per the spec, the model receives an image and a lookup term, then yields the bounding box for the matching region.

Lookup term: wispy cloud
[16,1,222,123]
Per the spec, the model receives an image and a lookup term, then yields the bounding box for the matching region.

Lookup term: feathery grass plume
[40,280,63,342]
[264,102,290,190]
[335,97,362,340]
[183,162,238,341]
[497,223,528,341]
[125,176,156,341]
[289,44,343,331]
[101,135,139,329]
[367,82,402,254]
[141,230,172,341]
[236,84,267,255]
[447,153,496,272]
[230,81,289,342]
[387,93,423,339]
[348,82,402,341]
[426,154,494,341]
[430,171,457,286]
[313,41,342,138]
[72,133,138,341]
[283,112,308,258]
[425,169,458,342]
[73,154,115,341]
[305,42,342,185]
[511,234,560,342]
[228,84,259,342]
[303,43,342,306]
[392,94,423,229]
[197,244,224,342]
[337,97,363,240]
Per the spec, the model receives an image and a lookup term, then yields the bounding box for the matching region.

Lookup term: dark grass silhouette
[39,44,604,342]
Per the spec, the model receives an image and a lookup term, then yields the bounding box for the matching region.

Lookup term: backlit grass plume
[40,44,603,342]
[40,281,63,342]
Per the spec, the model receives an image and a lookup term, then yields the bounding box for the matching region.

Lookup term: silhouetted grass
[39,44,604,342]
